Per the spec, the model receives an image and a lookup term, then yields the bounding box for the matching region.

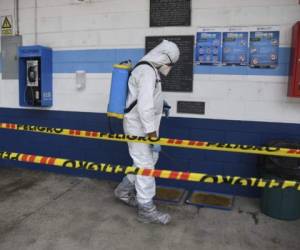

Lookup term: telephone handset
[28,66,37,83]
[25,58,41,106]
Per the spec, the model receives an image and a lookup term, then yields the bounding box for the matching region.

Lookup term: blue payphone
[19,45,53,107]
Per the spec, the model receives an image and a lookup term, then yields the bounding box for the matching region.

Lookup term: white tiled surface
[1,0,300,124]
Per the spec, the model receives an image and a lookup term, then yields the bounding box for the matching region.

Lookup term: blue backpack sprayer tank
[107,60,157,132]
[107,61,132,120]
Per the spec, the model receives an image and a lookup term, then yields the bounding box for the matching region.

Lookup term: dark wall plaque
[145,35,194,92]
[150,0,191,27]
[177,101,205,115]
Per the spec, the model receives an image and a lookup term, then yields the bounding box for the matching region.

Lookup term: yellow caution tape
[0,150,299,191]
[0,122,300,158]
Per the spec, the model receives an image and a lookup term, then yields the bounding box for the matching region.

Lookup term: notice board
[145,35,194,92]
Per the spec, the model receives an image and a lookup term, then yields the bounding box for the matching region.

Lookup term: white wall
[0,0,300,123]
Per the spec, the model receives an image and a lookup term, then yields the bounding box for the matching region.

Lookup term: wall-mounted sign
[195,26,280,69]
[150,0,191,27]
[195,32,222,65]
[1,16,13,35]
[249,31,279,68]
[146,35,194,92]
[177,101,205,115]
[222,32,249,66]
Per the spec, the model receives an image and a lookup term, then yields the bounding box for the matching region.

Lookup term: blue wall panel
[53,49,145,73]
[0,47,291,75]
[52,47,289,75]
[1,107,300,198]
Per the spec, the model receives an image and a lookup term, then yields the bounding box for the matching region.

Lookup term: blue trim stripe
[51,47,292,76]
[0,48,290,76]
[53,49,145,73]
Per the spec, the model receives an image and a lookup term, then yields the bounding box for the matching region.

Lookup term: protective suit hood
[141,40,180,68]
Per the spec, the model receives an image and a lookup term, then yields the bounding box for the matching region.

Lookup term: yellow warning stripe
[0,150,299,191]
[107,112,124,119]
[0,122,300,158]
[113,64,131,70]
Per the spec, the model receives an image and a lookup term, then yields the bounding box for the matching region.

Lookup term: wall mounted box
[288,21,300,97]
[1,36,22,79]
[18,45,53,107]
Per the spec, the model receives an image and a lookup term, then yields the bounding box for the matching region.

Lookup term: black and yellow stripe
[0,150,299,191]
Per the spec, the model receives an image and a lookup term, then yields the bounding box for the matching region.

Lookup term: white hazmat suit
[114,40,180,224]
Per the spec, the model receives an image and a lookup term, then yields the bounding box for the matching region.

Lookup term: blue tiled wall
[1,107,300,197]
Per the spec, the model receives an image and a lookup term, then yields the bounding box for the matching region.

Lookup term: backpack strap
[124,61,160,114]
[124,100,137,114]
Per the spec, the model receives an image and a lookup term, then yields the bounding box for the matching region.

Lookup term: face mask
[159,65,172,76]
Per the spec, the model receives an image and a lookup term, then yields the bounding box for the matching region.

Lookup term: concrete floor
[0,167,299,250]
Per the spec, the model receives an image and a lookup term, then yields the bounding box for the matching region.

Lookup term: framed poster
[249,31,279,68]
[146,35,194,92]
[195,32,222,65]
[222,32,249,66]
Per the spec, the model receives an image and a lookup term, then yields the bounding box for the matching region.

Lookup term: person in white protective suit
[114,40,180,224]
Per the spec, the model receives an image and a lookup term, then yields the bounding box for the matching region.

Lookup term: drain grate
[155,186,187,204]
[186,191,234,210]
